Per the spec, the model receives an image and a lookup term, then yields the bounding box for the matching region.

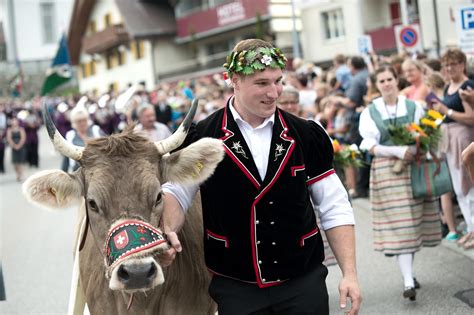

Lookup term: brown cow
[23,99,224,314]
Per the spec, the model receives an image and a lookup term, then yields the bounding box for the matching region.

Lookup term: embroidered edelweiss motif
[274,143,286,161]
[231,141,248,159]
[261,55,273,65]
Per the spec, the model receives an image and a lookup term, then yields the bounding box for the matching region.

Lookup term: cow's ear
[22,170,83,210]
[162,138,224,185]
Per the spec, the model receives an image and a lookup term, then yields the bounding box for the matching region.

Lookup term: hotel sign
[217,2,246,26]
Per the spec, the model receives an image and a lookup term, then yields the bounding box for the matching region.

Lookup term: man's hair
[232,38,274,53]
[333,54,346,65]
[137,103,154,119]
[425,59,442,72]
[350,56,366,70]
[280,85,299,101]
[224,38,286,78]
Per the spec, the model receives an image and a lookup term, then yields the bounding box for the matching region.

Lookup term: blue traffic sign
[399,26,418,47]
[461,8,474,30]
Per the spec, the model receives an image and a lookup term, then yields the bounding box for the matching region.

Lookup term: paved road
[0,127,75,314]
[0,127,473,314]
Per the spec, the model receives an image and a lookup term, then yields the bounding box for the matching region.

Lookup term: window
[89,21,97,34]
[90,61,96,75]
[0,44,6,61]
[321,9,345,40]
[104,13,112,27]
[40,2,56,44]
[106,51,116,69]
[131,40,144,60]
[118,49,126,66]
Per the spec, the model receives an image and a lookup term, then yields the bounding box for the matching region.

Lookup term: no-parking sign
[456,5,474,55]
[394,24,423,53]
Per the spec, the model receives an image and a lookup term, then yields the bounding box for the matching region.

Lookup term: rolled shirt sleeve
[310,173,355,230]
[162,182,199,213]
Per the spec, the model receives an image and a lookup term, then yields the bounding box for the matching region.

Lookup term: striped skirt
[370,157,442,255]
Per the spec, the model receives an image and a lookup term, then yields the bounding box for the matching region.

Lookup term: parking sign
[457,6,474,55]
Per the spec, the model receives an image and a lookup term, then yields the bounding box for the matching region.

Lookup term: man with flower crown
[159,38,361,315]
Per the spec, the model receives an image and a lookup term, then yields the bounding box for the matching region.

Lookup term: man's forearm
[162,193,186,233]
[325,225,357,278]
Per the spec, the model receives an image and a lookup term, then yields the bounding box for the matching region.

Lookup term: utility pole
[400,0,409,25]
[290,0,301,59]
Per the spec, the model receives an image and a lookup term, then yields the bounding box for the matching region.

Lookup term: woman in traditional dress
[359,65,442,301]
[433,48,474,250]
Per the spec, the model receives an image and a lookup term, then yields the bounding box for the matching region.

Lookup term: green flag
[41,34,72,96]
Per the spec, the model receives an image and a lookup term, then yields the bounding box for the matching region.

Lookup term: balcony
[82,25,130,55]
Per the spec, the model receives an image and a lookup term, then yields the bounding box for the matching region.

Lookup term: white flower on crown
[261,55,272,66]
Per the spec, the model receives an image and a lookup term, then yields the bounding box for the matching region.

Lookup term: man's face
[277,92,300,116]
[232,68,283,126]
[139,108,156,129]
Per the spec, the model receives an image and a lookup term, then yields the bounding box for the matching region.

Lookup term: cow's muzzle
[105,219,169,292]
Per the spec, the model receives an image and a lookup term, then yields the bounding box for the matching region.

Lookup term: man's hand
[160,231,182,267]
[339,275,362,315]
[158,193,185,267]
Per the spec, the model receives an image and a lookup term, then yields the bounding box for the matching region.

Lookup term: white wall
[78,0,155,94]
[10,0,74,61]
[87,0,122,34]
[300,0,364,63]
[79,41,155,94]
[419,0,474,54]
[153,38,195,78]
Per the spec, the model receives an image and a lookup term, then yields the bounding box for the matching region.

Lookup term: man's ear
[231,74,240,90]
[22,170,83,210]
[161,138,225,186]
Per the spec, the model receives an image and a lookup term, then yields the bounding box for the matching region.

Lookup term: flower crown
[223,47,287,78]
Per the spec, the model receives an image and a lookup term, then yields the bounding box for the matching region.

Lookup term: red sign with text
[177,0,269,38]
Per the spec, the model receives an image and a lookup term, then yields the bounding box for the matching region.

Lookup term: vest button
[272,242,276,245]
[270,221,275,225]
[274,260,278,264]
[262,279,266,282]
[257,241,261,245]
[258,260,262,264]
[269,201,274,205]
[256,220,260,224]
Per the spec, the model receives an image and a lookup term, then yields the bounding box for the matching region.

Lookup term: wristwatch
[447,109,453,117]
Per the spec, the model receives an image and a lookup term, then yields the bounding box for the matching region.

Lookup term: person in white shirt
[160,39,361,315]
[134,104,172,142]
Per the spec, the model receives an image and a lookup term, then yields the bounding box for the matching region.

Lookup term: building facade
[299,0,474,63]
[69,0,302,95]
[0,0,74,97]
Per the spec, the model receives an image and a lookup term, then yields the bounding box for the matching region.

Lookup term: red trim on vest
[300,227,319,247]
[206,229,229,248]
[291,165,305,177]
[251,111,296,288]
[307,169,336,185]
[220,107,261,189]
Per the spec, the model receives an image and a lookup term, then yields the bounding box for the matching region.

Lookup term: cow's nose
[117,262,157,288]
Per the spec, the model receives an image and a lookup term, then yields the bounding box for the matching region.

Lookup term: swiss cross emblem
[114,230,129,249]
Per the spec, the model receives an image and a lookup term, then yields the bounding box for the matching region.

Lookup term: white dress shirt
[163,100,354,231]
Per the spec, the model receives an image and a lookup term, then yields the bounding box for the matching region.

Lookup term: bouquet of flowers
[388,109,444,173]
[332,140,364,168]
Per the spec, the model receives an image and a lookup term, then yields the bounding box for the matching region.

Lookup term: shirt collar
[229,96,275,130]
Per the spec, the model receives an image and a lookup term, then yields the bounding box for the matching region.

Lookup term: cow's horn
[42,101,84,161]
[155,98,198,155]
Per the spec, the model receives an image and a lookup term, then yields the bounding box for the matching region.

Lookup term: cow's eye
[88,199,99,213]
[154,192,163,207]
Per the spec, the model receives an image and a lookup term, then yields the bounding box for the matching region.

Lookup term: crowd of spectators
[1,47,473,248]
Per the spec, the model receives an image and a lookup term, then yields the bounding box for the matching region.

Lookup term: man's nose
[267,84,279,99]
